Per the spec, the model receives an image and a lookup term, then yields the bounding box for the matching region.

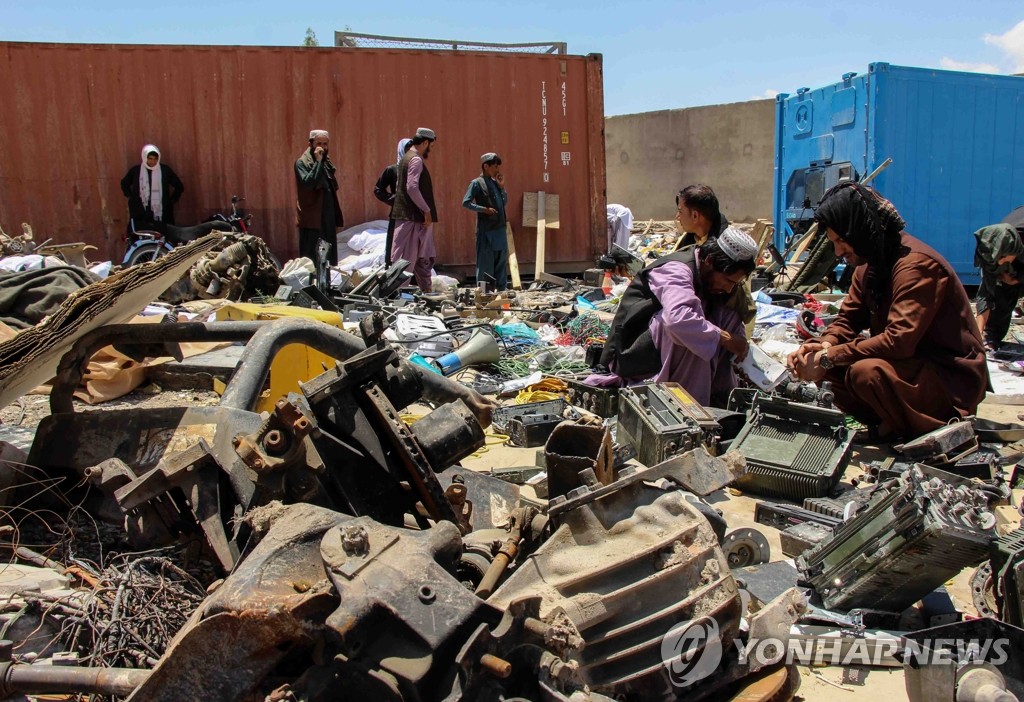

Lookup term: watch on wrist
[819,348,835,370]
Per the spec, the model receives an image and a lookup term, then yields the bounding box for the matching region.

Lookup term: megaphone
[435,330,500,375]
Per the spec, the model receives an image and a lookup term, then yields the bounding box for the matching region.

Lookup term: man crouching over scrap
[587,228,758,407]
[788,182,988,442]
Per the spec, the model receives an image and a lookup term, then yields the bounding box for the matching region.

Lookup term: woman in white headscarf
[119,144,185,234]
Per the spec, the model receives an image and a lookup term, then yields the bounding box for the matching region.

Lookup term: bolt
[264,429,286,453]
[341,525,370,557]
[480,653,512,679]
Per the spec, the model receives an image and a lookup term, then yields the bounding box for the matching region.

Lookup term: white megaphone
[435,330,500,375]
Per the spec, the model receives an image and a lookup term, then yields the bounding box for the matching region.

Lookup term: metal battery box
[616,383,720,467]
[565,378,619,418]
[731,395,854,500]
[798,465,995,612]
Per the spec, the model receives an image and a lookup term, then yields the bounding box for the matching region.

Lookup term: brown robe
[820,233,988,437]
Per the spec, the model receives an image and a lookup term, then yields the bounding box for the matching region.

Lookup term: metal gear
[723,528,772,569]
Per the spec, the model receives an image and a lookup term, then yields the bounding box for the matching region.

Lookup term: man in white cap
[391,128,438,291]
[295,129,343,284]
[462,152,508,290]
[589,227,758,406]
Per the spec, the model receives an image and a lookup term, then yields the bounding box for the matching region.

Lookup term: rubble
[0,230,1022,702]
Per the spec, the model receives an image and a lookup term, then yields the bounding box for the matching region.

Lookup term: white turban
[309,129,329,140]
[718,227,759,262]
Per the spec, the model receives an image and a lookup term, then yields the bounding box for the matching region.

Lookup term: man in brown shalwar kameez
[788,182,988,441]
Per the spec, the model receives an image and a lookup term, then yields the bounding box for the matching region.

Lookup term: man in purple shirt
[391,128,438,291]
[590,228,758,406]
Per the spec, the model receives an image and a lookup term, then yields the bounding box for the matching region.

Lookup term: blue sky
[1,1,1022,115]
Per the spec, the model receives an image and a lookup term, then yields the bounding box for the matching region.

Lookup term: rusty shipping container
[0,42,606,271]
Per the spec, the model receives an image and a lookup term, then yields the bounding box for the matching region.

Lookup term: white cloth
[139,144,163,221]
[397,138,411,164]
[607,204,633,251]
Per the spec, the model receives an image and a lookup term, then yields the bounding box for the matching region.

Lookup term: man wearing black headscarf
[788,182,987,440]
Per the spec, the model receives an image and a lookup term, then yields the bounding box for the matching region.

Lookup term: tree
[303,27,319,47]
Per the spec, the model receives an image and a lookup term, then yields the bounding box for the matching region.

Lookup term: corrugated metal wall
[0,42,606,269]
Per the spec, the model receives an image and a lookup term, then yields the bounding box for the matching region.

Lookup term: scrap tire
[125,242,167,267]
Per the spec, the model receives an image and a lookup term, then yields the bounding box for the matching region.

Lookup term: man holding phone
[295,129,343,283]
[462,152,509,291]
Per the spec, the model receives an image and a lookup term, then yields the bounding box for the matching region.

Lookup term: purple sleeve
[406,156,431,214]
[648,261,722,361]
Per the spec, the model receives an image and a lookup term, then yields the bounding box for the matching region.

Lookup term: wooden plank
[535,191,547,276]
[787,223,819,263]
[505,222,522,290]
[522,192,560,228]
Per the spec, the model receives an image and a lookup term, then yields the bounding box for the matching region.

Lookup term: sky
[1,1,1022,115]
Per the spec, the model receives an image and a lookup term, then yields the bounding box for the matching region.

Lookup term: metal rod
[860,157,894,187]
[0,663,150,697]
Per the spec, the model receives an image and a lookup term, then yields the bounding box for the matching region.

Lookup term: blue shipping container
[773,62,1024,284]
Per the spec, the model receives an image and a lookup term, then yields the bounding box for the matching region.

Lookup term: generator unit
[731,395,854,499]
[798,465,995,612]
[616,383,720,467]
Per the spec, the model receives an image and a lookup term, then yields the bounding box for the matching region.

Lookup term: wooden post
[535,191,547,276]
[506,222,522,290]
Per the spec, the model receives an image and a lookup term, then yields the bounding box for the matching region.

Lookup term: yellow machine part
[215,303,347,414]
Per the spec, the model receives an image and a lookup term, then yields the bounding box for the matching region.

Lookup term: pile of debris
[0,232,1023,701]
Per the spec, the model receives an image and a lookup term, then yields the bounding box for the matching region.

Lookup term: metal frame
[334,31,566,54]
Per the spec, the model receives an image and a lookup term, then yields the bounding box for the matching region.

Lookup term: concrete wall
[606,99,775,223]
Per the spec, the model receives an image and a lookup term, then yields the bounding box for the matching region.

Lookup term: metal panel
[774,62,1024,284]
[0,43,606,270]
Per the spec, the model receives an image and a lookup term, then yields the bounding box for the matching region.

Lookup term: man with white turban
[295,129,343,283]
[120,144,184,235]
[589,227,758,406]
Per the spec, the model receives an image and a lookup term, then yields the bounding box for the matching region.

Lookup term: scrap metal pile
[0,235,1024,701]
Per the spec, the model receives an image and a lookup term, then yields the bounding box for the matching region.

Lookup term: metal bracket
[114,438,237,573]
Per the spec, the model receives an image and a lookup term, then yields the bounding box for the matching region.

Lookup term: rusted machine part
[410,401,486,469]
[544,423,615,500]
[475,540,519,599]
[233,399,322,475]
[444,476,474,535]
[321,516,503,697]
[488,452,743,698]
[475,507,535,599]
[0,661,149,698]
[361,383,461,526]
[50,321,264,414]
[971,562,998,618]
[114,437,238,572]
[128,503,349,702]
[724,665,799,702]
